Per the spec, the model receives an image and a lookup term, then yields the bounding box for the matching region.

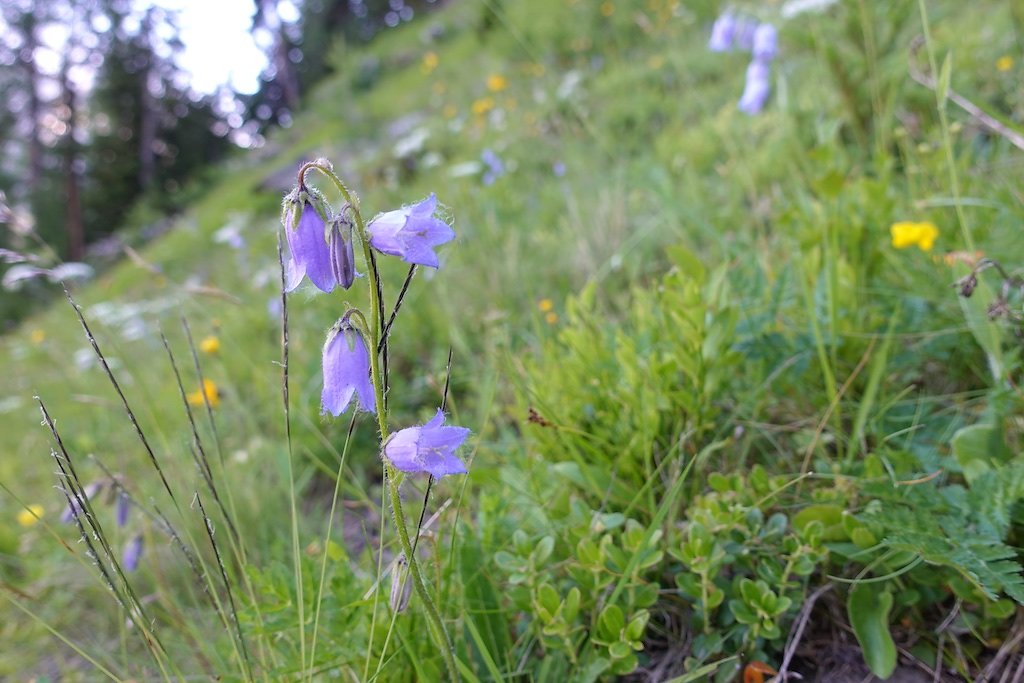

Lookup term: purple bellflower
[61,480,103,523]
[481,149,505,186]
[123,534,144,572]
[738,60,771,115]
[115,490,131,527]
[366,194,455,268]
[383,409,470,478]
[282,189,357,293]
[708,13,736,52]
[752,23,778,62]
[321,318,376,416]
[734,18,758,51]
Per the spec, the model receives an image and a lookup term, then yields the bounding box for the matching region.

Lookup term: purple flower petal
[709,13,736,52]
[123,534,144,572]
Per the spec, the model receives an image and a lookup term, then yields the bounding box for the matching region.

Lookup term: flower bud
[328,217,357,290]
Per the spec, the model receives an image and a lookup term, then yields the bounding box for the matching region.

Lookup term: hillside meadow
[2,0,1024,680]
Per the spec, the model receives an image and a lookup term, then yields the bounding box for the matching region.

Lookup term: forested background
[0,0,437,328]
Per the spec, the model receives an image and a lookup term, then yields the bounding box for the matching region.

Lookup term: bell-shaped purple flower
[321,318,376,416]
[734,18,758,51]
[738,60,771,115]
[282,191,337,293]
[115,490,131,527]
[366,194,455,269]
[123,534,144,572]
[383,409,470,478]
[708,13,736,52]
[61,480,103,523]
[752,23,778,62]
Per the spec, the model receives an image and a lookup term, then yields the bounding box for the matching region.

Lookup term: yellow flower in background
[199,335,220,354]
[471,97,495,115]
[486,74,508,92]
[545,312,559,325]
[187,379,220,408]
[890,221,939,252]
[17,504,44,527]
[601,1,615,17]
[538,298,554,312]
[30,329,45,345]
[422,51,439,73]
[996,55,1014,72]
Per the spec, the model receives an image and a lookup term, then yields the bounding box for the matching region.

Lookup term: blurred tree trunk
[15,11,44,193]
[60,56,84,261]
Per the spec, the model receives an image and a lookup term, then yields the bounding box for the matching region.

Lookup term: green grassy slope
[2,0,1023,678]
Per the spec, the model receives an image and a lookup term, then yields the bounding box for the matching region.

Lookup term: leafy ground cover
[2,0,1024,680]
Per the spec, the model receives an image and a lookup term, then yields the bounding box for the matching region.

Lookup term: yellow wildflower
[17,504,44,528]
[996,55,1014,72]
[486,74,508,92]
[30,329,45,345]
[890,221,939,252]
[538,298,554,312]
[422,51,439,73]
[545,312,559,325]
[199,335,220,354]
[471,97,495,115]
[601,1,614,16]
[187,378,220,408]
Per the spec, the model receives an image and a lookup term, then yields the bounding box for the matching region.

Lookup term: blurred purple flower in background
[734,18,758,51]
[123,534,144,572]
[708,13,736,52]
[115,491,131,527]
[553,161,567,177]
[384,409,470,478]
[367,193,455,268]
[481,149,505,186]
[321,319,376,416]
[61,480,104,523]
[752,23,778,62]
[738,60,772,115]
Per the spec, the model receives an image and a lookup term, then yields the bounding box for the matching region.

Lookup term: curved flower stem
[303,163,460,682]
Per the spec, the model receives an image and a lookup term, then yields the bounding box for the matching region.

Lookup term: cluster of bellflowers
[281,158,468,679]
[709,12,779,115]
[60,477,145,572]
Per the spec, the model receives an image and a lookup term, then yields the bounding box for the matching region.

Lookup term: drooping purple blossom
[752,23,778,62]
[738,60,771,115]
[61,480,104,523]
[708,13,736,52]
[366,194,455,269]
[734,18,758,51]
[282,191,348,294]
[321,318,376,416]
[481,149,505,186]
[383,409,470,478]
[123,534,144,572]
[115,490,131,527]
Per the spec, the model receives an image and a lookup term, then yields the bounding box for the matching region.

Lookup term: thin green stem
[916,0,975,251]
